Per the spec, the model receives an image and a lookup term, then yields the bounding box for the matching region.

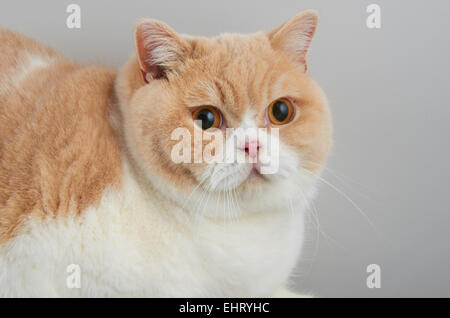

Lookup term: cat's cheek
[260,139,300,181]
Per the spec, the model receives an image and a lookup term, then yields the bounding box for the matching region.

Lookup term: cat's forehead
[180,34,295,126]
[193,33,276,68]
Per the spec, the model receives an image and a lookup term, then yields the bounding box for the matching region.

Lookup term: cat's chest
[75,182,306,297]
[148,211,305,297]
[1,174,306,297]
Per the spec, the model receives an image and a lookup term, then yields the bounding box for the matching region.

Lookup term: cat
[0,9,332,297]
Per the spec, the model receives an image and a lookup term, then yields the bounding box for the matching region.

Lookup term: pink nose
[244,140,260,159]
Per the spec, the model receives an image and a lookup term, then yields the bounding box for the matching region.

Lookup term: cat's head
[116,10,332,217]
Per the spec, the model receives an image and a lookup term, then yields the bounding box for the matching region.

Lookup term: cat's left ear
[135,19,188,83]
[268,10,318,71]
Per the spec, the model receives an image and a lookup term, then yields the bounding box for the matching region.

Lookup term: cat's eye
[267,98,295,125]
[192,106,222,130]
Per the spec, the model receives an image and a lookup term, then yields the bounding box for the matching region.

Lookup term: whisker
[302,168,383,238]
[302,159,375,202]
[181,173,209,211]
[309,199,348,253]
[230,188,240,220]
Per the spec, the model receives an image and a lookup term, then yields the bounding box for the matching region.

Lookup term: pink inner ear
[135,20,186,82]
[136,25,165,80]
[286,21,315,56]
[269,11,318,70]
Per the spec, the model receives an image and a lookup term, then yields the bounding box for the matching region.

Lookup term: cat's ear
[135,19,188,83]
[268,10,318,71]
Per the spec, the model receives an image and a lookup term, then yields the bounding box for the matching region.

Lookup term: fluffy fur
[0,10,332,297]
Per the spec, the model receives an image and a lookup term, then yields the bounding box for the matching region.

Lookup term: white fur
[12,55,51,86]
[0,152,316,297]
[0,54,51,95]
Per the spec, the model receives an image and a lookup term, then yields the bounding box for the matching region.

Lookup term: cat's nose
[244,140,260,159]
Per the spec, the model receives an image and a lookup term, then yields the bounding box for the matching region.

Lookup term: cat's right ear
[268,10,319,72]
[135,19,188,83]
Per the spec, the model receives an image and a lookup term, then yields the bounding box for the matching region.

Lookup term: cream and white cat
[0,10,332,297]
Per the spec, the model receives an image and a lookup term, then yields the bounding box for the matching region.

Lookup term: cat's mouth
[202,161,270,192]
[245,163,266,182]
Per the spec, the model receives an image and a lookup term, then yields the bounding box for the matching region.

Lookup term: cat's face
[117,10,332,216]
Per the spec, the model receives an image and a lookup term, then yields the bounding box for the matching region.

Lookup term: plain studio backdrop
[1,0,449,297]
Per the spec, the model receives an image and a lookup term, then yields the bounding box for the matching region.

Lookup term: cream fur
[0,157,312,297]
[0,10,331,297]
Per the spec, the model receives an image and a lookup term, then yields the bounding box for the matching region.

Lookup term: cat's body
[0,11,331,297]
[1,158,306,297]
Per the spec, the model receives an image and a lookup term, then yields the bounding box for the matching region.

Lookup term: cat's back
[0,29,68,98]
[0,29,122,242]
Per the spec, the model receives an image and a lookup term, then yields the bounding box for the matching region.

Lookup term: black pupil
[197,109,215,129]
[272,101,289,122]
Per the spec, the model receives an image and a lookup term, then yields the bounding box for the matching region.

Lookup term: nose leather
[245,140,259,159]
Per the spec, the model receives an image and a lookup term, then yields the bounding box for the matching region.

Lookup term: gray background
[1,0,449,297]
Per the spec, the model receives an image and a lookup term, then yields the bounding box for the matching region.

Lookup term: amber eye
[192,106,222,130]
[267,98,294,125]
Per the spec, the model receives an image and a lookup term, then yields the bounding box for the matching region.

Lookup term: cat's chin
[129,151,317,218]
[234,167,271,191]
[245,168,265,182]
[147,168,315,219]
